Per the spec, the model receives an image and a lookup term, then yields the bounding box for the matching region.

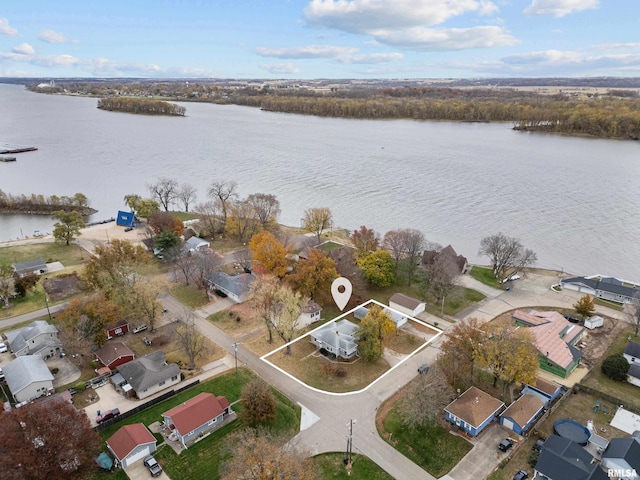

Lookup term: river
[0,83,639,280]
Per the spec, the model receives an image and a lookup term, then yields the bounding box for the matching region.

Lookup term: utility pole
[44,295,52,322]
[232,342,239,375]
[345,419,356,474]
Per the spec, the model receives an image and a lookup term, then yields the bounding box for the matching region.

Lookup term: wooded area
[0,190,96,215]
[97,97,186,116]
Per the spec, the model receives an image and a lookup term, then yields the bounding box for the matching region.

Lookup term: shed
[105,322,129,340]
[106,423,157,468]
[500,395,545,435]
[389,293,425,317]
[521,376,564,406]
[94,342,135,370]
[116,210,135,227]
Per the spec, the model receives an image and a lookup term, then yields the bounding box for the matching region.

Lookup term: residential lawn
[581,329,640,408]
[0,242,86,267]
[208,306,263,335]
[424,286,486,317]
[98,369,299,480]
[312,453,394,480]
[316,240,345,253]
[380,407,472,477]
[469,266,501,289]
[594,298,624,312]
[78,467,129,480]
[266,343,392,393]
[0,283,75,319]
[385,329,425,354]
[170,211,201,221]
[170,283,210,308]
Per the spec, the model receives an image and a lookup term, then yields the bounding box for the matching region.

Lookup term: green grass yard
[170,283,210,309]
[469,266,501,289]
[312,453,394,480]
[0,242,86,267]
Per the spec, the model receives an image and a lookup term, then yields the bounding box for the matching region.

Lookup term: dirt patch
[43,273,83,301]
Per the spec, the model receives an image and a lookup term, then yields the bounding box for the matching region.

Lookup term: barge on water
[0,156,17,162]
[0,142,38,154]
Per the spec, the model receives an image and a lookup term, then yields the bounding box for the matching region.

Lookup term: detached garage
[106,423,156,468]
[500,395,545,435]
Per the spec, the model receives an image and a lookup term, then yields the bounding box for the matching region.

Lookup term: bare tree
[248,275,280,344]
[424,252,458,302]
[478,232,537,281]
[147,177,179,211]
[383,228,425,285]
[177,182,198,212]
[176,311,208,369]
[271,286,306,355]
[400,364,455,428]
[173,253,198,286]
[239,382,277,427]
[208,180,237,226]
[0,264,13,308]
[194,200,223,237]
[192,251,222,291]
[226,199,260,242]
[302,207,333,242]
[247,193,281,230]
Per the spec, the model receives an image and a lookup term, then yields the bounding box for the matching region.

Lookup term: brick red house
[94,342,135,370]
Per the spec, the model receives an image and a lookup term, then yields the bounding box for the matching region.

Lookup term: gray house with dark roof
[116,350,181,400]
[3,355,54,403]
[624,341,640,365]
[602,437,640,479]
[207,272,255,303]
[535,435,608,480]
[12,258,47,277]
[310,319,359,360]
[561,276,640,305]
[4,320,62,359]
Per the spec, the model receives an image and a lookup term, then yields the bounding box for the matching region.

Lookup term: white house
[389,293,426,317]
[106,424,157,468]
[3,355,54,403]
[4,320,62,359]
[623,341,640,365]
[185,236,210,252]
[116,350,181,400]
[207,272,256,303]
[310,319,359,360]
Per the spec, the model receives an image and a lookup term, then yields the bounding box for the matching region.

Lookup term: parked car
[144,455,163,477]
[498,438,514,452]
[133,324,148,334]
[417,364,430,374]
[501,274,521,283]
[513,470,529,480]
[0,368,4,380]
[0,342,7,353]
[124,226,133,232]
[143,336,152,346]
[96,408,120,424]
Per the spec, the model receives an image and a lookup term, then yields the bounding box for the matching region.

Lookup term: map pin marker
[331,277,352,311]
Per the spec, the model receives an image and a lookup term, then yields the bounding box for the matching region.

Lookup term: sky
[0,0,639,79]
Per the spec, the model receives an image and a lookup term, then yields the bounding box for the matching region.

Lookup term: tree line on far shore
[97,97,186,116]
[0,190,95,215]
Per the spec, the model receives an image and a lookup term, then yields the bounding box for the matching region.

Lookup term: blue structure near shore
[116,210,135,227]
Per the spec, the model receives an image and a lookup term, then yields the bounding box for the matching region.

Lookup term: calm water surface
[1,84,639,279]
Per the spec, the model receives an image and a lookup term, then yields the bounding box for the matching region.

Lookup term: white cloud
[497,49,640,74]
[0,18,18,36]
[260,62,301,74]
[337,52,404,64]
[38,29,71,44]
[523,0,598,17]
[0,52,80,67]
[256,45,358,59]
[12,43,35,55]
[591,43,640,51]
[372,26,518,50]
[304,0,497,32]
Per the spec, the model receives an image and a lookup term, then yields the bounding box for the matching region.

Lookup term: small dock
[0,156,17,162]
[0,142,38,154]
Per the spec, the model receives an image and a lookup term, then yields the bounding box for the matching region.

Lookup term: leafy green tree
[358,250,396,287]
[155,228,181,252]
[573,294,596,319]
[601,353,630,381]
[52,210,85,245]
[302,207,332,242]
[239,381,277,427]
[356,305,395,362]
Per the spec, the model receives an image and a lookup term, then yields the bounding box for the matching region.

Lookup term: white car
[501,274,521,283]
[0,342,7,353]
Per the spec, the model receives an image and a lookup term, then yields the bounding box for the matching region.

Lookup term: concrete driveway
[124,453,171,480]
[444,422,519,480]
[49,356,81,388]
[83,383,127,426]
